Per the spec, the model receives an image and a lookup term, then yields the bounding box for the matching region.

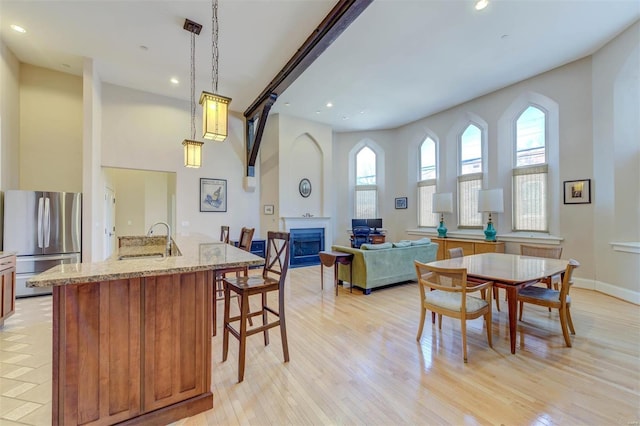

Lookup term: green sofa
[331,241,439,294]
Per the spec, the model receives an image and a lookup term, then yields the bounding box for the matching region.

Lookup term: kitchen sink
[118,253,166,260]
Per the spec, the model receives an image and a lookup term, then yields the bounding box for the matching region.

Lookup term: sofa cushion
[361,242,393,250]
[392,241,411,248]
[410,238,432,246]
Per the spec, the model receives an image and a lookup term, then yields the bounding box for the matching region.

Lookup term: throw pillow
[410,237,432,246]
[392,241,411,248]
[361,242,393,250]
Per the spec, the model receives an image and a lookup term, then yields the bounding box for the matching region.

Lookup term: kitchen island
[28,234,264,426]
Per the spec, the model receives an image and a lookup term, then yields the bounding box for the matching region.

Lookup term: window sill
[407,229,563,245]
[610,242,640,254]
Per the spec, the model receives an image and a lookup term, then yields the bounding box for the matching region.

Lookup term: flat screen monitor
[352,219,367,228]
[367,218,383,232]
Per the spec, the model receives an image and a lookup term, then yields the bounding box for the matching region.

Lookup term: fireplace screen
[290,228,325,267]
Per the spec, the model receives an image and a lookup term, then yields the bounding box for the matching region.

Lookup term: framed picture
[395,197,408,209]
[564,179,591,204]
[264,204,274,215]
[200,178,227,212]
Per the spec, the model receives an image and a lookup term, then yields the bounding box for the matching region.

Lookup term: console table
[431,237,504,260]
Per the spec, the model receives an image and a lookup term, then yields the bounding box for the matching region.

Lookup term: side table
[318,251,353,296]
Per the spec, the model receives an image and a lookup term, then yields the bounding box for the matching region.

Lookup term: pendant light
[183,19,204,168]
[200,0,231,141]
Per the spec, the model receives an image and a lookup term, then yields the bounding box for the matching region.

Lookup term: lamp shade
[432,192,453,213]
[183,139,203,168]
[478,188,504,213]
[200,92,231,141]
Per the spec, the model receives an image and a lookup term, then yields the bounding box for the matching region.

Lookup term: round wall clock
[299,178,312,198]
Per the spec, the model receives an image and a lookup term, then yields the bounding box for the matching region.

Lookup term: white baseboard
[573,277,640,305]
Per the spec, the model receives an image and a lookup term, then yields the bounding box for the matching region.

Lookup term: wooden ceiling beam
[244,0,373,175]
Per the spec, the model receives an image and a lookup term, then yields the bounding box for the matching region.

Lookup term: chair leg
[559,306,572,347]
[279,303,290,363]
[438,314,443,329]
[518,301,524,321]
[493,287,500,312]
[262,292,269,346]
[566,306,576,334]
[461,318,468,363]
[237,291,250,382]
[222,284,231,362]
[212,277,217,337]
[416,307,426,341]
[485,304,492,348]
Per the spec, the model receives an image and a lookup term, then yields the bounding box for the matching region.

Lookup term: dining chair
[448,247,464,258]
[520,244,563,289]
[414,260,493,362]
[212,226,255,336]
[222,231,291,382]
[449,246,501,311]
[518,259,579,347]
[220,225,230,244]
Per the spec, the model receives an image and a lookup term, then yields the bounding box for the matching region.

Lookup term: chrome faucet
[147,222,171,255]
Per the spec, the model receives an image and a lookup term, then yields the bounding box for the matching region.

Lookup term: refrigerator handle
[44,197,51,248]
[37,197,44,248]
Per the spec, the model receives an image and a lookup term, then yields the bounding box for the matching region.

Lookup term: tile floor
[0,296,53,426]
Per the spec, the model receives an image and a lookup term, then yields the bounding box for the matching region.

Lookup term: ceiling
[1,1,638,133]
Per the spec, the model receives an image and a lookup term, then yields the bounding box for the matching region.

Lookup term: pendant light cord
[190,31,196,140]
[212,0,219,93]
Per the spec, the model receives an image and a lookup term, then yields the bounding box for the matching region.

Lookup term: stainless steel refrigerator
[3,190,81,297]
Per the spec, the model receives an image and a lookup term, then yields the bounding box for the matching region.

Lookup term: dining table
[426,252,568,354]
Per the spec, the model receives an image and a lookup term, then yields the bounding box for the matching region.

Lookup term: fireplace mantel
[280,217,330,231]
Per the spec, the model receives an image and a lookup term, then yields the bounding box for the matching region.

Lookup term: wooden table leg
[334,262,339,296]
[505,286,518,354]
[320,263,324,290]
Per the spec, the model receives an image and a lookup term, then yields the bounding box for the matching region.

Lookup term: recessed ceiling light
[326,102,333,108]
[342,116,349,120]
[10,24,26,33]
[475,0,488,10]
[360,110,365,114]
[140,45,149,51]
[284,102,290,107]
[170,77,179,85]
[315,110,321,114]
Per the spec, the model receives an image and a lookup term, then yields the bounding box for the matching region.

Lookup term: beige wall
[592,21,640,299]
[0,41,20,192]
[19,64,82,192]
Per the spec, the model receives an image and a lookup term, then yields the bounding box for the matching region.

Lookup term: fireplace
[289,228,325,267]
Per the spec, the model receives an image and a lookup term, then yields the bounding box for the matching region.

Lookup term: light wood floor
[1,265,638,425]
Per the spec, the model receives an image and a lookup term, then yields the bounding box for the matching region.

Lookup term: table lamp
[432,193,453,238]
[478,188,503,242]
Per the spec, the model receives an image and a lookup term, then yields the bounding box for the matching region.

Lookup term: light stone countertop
[27,233,264,287]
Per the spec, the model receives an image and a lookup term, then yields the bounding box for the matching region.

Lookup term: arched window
[458,124,483,227]
[418,137,438,227]
[355,146,377,218]
[513,105,547,231]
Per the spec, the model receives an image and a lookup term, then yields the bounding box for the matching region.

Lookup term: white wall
[100,84,261,243]
[592,21,640,299]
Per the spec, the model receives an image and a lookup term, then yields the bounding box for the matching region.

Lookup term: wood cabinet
[53,271,213,425]
[432,238,505,260]
[370,234,386,244]
[0,254,16,327]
